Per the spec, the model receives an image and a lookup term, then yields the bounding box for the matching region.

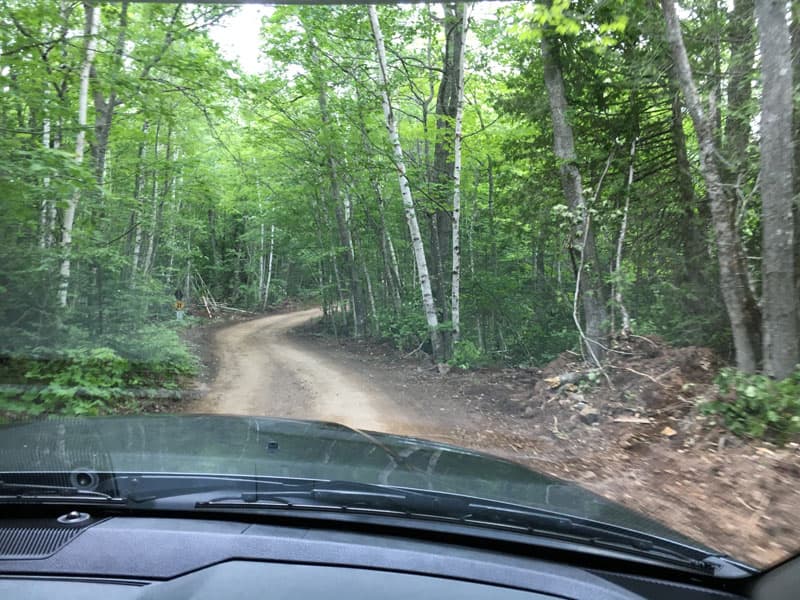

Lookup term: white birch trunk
[363,255,378,335]
[47,132,59,249]
[386,229,402,301]
[450,4,468,344]
[165,150,179,286]
[342,189,362,337]
[369,4,442,360]
[143,178,159,274]
[259,222,266,302]
[262,224,275,311]
[142,125,161,275]
[58,3,99,307]
[378,187,403,299]
[185,246,192,307]
[131,121,149,277]
[39,117,51,249]
[614,138,636,336]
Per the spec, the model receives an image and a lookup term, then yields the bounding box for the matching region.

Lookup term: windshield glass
[1,0,798,572]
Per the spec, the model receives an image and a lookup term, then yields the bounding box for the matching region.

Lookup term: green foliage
[0,325,198,418]
[703,368,800,443]
[2,0,793,417]
[449,340,484,370]
[19,348,127,416]
[376,303,428,353]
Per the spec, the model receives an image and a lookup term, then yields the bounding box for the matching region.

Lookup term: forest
[1,0,798,435]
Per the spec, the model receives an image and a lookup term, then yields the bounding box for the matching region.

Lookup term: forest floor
[180,309,800,569]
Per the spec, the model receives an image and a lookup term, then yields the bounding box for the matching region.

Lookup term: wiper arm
[195,481,737,575]
[0,480,124,503]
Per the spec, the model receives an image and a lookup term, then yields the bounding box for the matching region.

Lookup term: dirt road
[192,309,419,434]
[187,310,799,567]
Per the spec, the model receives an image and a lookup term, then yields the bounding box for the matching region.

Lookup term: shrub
[18,347,129,416]
[703,367,800,443]
[376,303,428,352]
[1,323,199,418]
[449,340,484,370]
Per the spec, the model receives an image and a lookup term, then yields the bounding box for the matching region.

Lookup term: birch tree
[262,224,275,311]
[451,3,468,344]
[58,2,99,307]
[369,4,443,361]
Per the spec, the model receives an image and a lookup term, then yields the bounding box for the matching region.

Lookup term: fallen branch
[612,416,652,424]
[630,334,659,348]
[403,339,426,358]
[217,304,255,315]
[543,370,598,389]
[607,365,667,387]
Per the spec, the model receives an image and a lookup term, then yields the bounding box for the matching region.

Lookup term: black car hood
[0,414,703,548]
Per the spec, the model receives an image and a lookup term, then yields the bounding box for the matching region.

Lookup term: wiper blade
[195,480,733,575]
[195,480,422,511]
[0,480,124,503]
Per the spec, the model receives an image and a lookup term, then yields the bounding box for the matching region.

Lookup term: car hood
[0,414,704,548]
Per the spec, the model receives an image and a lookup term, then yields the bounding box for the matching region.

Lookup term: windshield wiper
[0,480,125,503]
[193,480,739,575]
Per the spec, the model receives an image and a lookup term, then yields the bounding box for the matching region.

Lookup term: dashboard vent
[0,525,82,559]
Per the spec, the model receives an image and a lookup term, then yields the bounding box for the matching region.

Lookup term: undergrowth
[703,367,800,444]
[0,322,198,420]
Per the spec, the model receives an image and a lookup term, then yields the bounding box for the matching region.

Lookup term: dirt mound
[524,336,719,437]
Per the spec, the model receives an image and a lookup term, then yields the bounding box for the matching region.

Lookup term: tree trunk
[723,0,755,180]
[540,33,608,360]
[757,0,798,378]
[369,4,443,362]
[431,2,467,354]
[130,121,149,278]
[313,43,366,336]
[670,77,709,299]
[143,120,162,275]
[377,187,403,312]
[58,2,99,307]
[92,1,129,187]
[39,116,51,249]
[263,224,275,310]
[450,3,467,344]
[318,193,347,327]
[208,209,218,268]
[259,221,266,303]
[662,0,761,372]
[614,138,636,336]
[791,2,800,354]
[361,242,379,336]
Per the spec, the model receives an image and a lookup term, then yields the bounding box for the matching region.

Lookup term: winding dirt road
[187,310,800,567]
[193,309,420,434]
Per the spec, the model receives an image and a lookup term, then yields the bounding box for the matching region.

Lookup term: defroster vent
[0,520,86,559]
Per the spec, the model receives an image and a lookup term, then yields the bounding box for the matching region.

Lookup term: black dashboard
[0,513,749,600]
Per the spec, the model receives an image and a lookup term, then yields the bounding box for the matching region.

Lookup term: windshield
[1,0,798,573]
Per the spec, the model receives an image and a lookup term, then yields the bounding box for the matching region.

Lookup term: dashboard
[0,513,748,600]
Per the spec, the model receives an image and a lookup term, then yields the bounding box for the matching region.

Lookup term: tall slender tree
[58,2,99,307]
[662,0,761,373]
[369,4,444,362]
[757,0,798,378]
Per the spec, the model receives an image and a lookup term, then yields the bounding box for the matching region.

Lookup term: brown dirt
[181,310,800,569]
[189,309,420,434]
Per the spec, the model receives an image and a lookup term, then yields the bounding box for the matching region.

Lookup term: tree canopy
[1,0,798,416]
